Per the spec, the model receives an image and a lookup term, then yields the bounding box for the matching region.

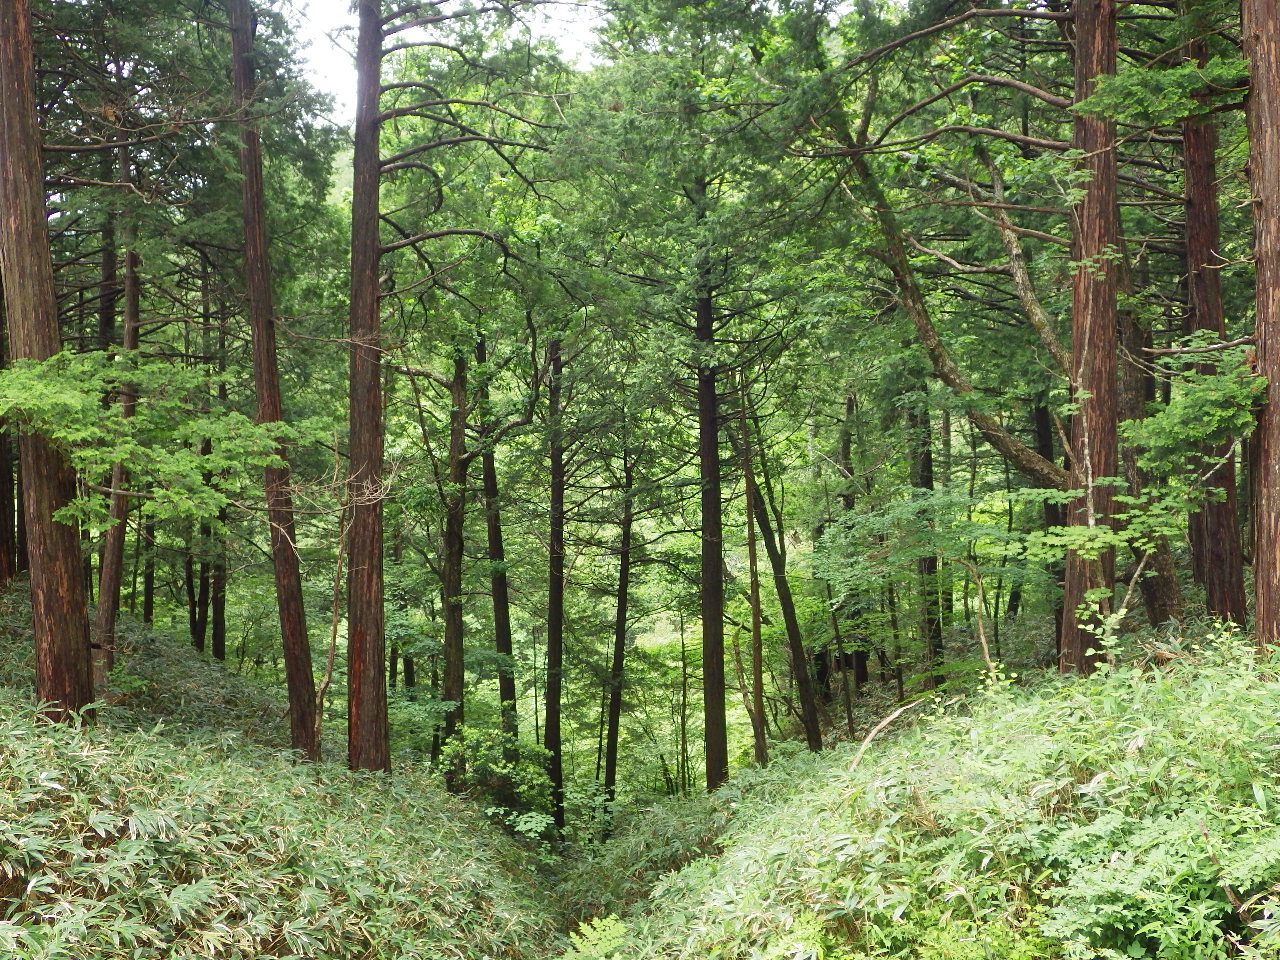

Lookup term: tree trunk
[440,353,469,750]
[603,455,634,801]
[907,397,944,687]
[0,0,93,718]
[229,0,319,760]
[210,511,227,662]
[1183,3,1247,625]
[477,338,517,739]
[744,422,822,751]
[1061,0,1119,673]
[92,234,140,680]
[738,412,769,768]
[696,286,728,791]
[346,0,388,771]
[545,338,566,828]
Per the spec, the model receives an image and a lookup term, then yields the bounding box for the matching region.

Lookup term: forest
[3,0,1280,957]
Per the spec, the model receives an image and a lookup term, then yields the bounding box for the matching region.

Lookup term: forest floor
[2,610,1279,959]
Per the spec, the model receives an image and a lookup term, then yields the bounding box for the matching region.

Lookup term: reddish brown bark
[0,0,93,717]
[1248,0,1280,646]
[1182,8,1247,626]
[346,0,389,771]
[229,0,320,760]
[1061,0,1119,673]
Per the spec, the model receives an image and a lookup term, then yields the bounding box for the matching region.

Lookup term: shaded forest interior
[4,0,1280,956]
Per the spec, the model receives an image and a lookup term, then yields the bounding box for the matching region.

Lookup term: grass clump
[569,629,1280,959]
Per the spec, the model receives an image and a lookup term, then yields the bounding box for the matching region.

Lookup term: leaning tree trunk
[1061,0,1119,674]
[0,0,93,718]
[745,422,822,751]
[1183,2,1247,625]
[346,0,388,771]
[229,0,319,760]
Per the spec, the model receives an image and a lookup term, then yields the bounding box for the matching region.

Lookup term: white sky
[291,0,604,126]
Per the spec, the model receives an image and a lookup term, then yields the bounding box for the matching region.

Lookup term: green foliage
[0,352,301,526]
[1121,343,1263,480]
[438,725,556,837]
[566,632,1280,959]
[0,641,561,960]
[564,915,630,960]
[1076,57,1246,128]
[557,793,728,920]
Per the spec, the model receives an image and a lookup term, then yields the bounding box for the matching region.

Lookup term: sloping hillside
[0,621,562,960]
[562,632,1280,960]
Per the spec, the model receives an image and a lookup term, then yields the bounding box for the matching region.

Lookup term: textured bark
[603,456,634,800]
[210,514,227,661]
[1248,0,1280,646]
[230,0,319,760]
[1061,0,1119,674]
[0,0,93,717]
[477,339,518,740]
[545,339,566,828]
[92,239,139,678]
[0,429,16,589]
[1182,7,1247,625]
[696,288,728,791]
[440,354,469,750]
[346,0,388,771]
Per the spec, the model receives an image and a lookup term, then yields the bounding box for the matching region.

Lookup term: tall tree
[1247,0,1280,646]
[229,0,320,760]
[1061,0,1119,673]
[0,0,93,717]
[347,0,389,771]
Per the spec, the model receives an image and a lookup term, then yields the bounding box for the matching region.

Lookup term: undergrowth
[562,628,1280,959]
[0,600,562,960]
